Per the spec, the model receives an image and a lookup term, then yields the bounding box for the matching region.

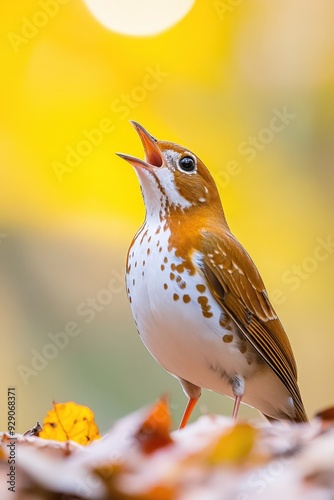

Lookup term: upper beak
[116,121,163,169]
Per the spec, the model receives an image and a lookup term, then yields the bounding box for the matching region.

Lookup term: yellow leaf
[207,423,256,465]
[39,401,101,445]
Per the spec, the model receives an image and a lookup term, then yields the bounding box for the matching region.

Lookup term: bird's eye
[179,156,196,173]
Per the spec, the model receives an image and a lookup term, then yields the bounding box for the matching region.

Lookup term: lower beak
[116,121,163,169]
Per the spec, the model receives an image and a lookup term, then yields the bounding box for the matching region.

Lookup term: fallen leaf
[315,406,334,422]
[136,397,173,454]
[139,484,176,500]
[39,401,100,445]
[206,423,256,465]
[2,401,333,500]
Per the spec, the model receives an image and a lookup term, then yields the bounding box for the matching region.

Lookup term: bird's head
[117,122,225,224]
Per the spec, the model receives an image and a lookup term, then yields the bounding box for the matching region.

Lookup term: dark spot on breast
[161,264,165,271]
[183,294,191,303]
[178,280,186,290]
[175,275,186,289]
[176,264,184,273]
[140,229,148,244]
[198,296,209,306]
[223,334,234,343]
[173,293,179,301]
[203,311,213,318]
[196,284,206,293]
[164,257,168,263]
[198,295,213,319]
[239,342,247,354]
[164,283,168,290]
[170,272,175,280]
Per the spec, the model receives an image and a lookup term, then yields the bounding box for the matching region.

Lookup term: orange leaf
[136,398,173,454]
[315,406,334,422]
[39,401,100,445]
[140,485,176,500]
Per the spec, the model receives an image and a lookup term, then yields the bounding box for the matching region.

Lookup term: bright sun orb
[83,0,195,36]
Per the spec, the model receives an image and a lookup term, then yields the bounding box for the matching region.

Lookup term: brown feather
[201,229,308,423]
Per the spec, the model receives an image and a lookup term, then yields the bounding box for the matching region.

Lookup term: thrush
[117,122,308,428]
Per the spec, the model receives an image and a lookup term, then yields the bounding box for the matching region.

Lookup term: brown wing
[201,229,307,422]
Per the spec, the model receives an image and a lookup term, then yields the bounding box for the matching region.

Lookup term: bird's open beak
[116,121,163,169]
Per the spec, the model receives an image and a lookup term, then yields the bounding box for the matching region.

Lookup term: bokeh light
[82,0,195,36]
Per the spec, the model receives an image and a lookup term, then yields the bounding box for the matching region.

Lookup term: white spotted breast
[126,221,261,396]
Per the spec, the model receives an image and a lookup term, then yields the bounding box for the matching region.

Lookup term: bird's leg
[231,375,245,421]
[178,379,201,429]
[232,395,242,420]
[179,397,198,429]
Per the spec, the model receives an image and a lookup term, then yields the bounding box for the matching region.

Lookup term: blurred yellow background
[1,0,334,433]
